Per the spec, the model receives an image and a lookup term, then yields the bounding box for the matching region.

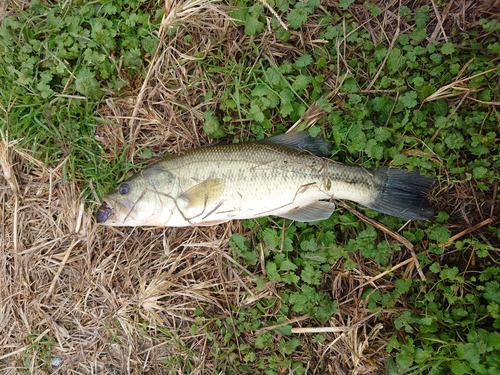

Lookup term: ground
[1,0,499,374]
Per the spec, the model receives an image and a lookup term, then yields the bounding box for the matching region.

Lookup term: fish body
[96,133,434,226]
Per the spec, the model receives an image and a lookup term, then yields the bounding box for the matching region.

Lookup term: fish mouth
[96,203,114,224]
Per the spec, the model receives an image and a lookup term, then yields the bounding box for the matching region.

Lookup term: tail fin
[365,167,435,220]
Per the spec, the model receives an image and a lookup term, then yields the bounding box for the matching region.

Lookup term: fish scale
[166,143,366,222]
[96,132,435,226]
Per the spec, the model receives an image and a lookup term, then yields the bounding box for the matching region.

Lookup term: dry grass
[1,0,498,374]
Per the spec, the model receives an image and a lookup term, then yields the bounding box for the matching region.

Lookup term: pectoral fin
[179,179,225,209]
[279,200,335,222]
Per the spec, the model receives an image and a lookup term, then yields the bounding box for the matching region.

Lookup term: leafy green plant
[231,219,340,322]
[18,333,58,373]
[0,0,160,197]
[231,0,321,34]
[386,265,500,375]
[191,299,310,374]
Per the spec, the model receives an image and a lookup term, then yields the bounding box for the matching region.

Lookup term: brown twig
[337,201,426,282]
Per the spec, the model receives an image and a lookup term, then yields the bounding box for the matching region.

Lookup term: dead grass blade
[422,66,498,103]
[442,216,497,247]
[0,131,20,197]
[0,329,50,361]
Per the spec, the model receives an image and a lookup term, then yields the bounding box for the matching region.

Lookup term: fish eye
[119,183,130,195]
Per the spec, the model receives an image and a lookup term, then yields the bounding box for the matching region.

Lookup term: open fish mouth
[96,203,114,224]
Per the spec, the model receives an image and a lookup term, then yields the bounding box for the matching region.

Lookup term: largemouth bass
[96,132,434,226]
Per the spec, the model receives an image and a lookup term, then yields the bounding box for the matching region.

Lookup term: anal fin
[278,200,335,222]
[195,218,232,226]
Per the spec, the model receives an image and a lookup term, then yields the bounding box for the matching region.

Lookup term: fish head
[96,163,180,226]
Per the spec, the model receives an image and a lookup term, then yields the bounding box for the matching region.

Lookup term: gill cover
[98,163,179,226]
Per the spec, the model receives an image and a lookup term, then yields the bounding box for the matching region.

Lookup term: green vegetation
[387,265,500,374]
[1,0,499,373]
[0,0,161,197]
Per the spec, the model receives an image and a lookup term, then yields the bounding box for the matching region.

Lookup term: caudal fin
[365,167,435,220]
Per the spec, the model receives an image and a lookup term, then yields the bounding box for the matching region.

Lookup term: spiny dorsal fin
[259,132,332,157]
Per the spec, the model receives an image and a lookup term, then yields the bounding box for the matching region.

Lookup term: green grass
[1,0,499,373]
[0,0,161,199]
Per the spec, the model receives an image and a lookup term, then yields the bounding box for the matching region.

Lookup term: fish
[96,132,435,226]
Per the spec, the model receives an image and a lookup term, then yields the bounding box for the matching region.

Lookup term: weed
[0,0,161,198]
[386,265,500,374]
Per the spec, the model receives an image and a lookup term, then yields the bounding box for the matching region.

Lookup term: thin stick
[366,27,400,91]
[442,217,496,247]
[292,326,349,334]
[366,0,401,91]
[255,315,310,335]
[257,0,288,30]
[45,238,80,299]
[429,0,449,43]
[358,257,414,289]
[337,201,426,282]
[292,311,381,334]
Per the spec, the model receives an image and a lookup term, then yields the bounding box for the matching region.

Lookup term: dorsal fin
[258,132,332,157]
